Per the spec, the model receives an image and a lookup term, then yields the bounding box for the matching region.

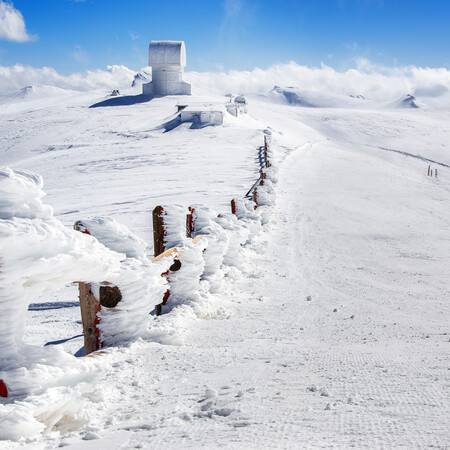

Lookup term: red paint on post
[162,289,171,305]
[0,379,8,398]
[231,199,237,215]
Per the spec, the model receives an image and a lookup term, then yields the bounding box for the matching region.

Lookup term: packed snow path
[52,137,449,449]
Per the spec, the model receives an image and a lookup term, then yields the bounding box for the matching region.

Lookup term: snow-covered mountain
[386,93,427,109]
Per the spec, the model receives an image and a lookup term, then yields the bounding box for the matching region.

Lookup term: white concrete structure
[180,105,224,126]
[142,41,191,96]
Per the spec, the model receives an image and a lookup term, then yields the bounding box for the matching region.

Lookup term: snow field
[0,83,448,448]
[0,116,276,441]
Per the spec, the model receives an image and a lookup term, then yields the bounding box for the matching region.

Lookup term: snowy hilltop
[0,80,449,448]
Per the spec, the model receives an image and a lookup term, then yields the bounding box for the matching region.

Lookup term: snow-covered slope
[0,85,449,448]
[386,93,426,109]
[268,85,369,108]
[0,85,77,104]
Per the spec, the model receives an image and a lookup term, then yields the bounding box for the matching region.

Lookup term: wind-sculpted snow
[0,168,169,439]
[0,167,124,368]
[75,217,151,259]
[0,168,119,439]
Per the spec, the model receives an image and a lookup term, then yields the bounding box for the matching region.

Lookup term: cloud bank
[0,64,136,93]
[0,60,449,106]
[0,1,36,42]
[186,60,450,105]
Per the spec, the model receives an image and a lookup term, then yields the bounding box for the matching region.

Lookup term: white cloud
[185,61,450,105]
[0,60,449,107]
[0,1,37,42]
[0,64,136,93]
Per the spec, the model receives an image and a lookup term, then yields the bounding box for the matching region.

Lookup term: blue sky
[1,0,450,74]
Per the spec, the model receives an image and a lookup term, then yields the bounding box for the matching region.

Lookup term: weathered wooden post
[74,221,101,354]
[428,164,431,176]
[78,282,101,354]
[186,206,196,238]
[264,135,271,168]
[153,206,167,316]
[152,206,166,257]
[152,206,182,315]
[253,188,258,210]
[74,221,123,354]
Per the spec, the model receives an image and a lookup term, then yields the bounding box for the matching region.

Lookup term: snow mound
[270,85,367,108]
[0,85,77,104]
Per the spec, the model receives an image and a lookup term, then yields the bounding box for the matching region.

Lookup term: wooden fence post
[253,188,258,210]
[152,206,166,258]
[78,282,101,354]
[74,221,101,354]
[186,206,195,238]
[152,206,170,316]
[231,199,237,215]
[264,135,271,168]
[74,221,122,354]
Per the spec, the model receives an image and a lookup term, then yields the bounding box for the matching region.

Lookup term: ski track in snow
[1,91,449,448]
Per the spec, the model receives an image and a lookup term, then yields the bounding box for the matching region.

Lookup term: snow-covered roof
[148,41,186,67]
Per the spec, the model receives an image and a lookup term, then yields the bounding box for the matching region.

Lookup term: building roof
[148,41,186,67]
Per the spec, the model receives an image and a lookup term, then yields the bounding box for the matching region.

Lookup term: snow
[0,76,449,448]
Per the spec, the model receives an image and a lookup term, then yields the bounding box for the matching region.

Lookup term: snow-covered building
[142,41,191,96]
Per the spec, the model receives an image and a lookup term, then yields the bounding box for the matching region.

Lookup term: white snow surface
[0,81,449,448]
